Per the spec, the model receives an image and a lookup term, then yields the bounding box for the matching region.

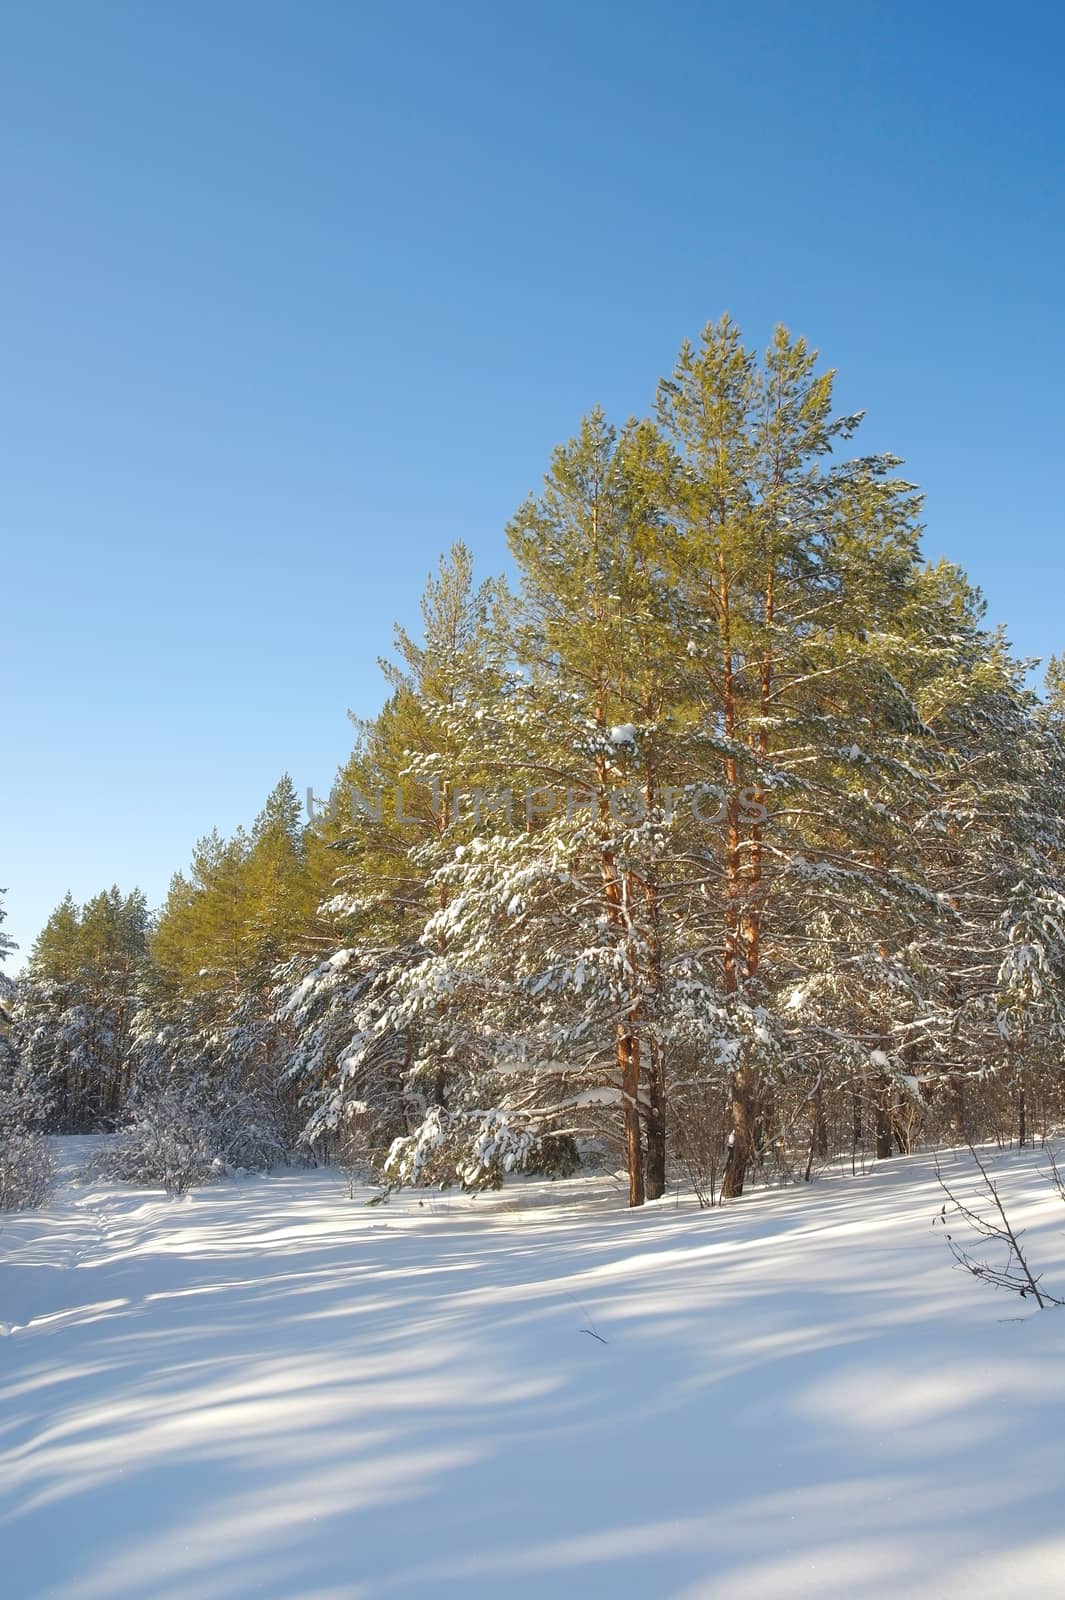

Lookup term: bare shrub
[669,1076,731,1208]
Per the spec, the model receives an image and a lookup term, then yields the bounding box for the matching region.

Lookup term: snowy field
[2,1142,1065,1599]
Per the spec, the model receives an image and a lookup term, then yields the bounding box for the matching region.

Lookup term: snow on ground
[2,1142,1065,1599]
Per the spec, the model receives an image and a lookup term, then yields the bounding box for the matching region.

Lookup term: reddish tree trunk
[619,1028,645,1207]
[721,1060,756,1198]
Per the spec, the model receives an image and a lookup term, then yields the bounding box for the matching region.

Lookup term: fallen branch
[934,1143,1062,1310]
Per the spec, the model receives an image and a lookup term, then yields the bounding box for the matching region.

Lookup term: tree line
[6,317,1065,1206]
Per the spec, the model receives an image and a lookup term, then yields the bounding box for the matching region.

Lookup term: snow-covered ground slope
[2,1143,1065,1599]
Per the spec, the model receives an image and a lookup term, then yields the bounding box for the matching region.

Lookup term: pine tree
[0,888,15,971]
[1044,653,1065,717]
[281,544,508,1162]
[500,407,716,1202]
[0,889,18,1079]
[18,887,149,1128]
[152,829,252,998]
[651,319,938,1193]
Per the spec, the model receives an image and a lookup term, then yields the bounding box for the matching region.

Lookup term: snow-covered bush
[97,1074,287,1196]
[0,1036,57,1210]
[526,1132,581,1178]
[382,1106,541,1194]
[275,947,419,1165]
[0,1128,55,1211]
[91,986,297,1195]
[96,1084,219,1195]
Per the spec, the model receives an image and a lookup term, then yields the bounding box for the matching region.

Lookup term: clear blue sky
[3,0,1063,969]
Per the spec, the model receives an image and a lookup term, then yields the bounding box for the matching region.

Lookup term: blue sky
[3,0,1063,968]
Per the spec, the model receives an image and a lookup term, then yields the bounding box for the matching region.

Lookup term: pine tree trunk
[643,1039,667,1200]
[619,1029,645,1207]
[716,546,760,1203]
[814,1077,829,1159]
[752,1085,775,1171]
[639,772,667,1203]
[721,1061,756,1198]
[952,1075,968,1142]
[804,1081,827,1182]
[718,561,750,1202]
[597,736,647,1207]
[874,1075,893,1160]
[874,1007,894,1160]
